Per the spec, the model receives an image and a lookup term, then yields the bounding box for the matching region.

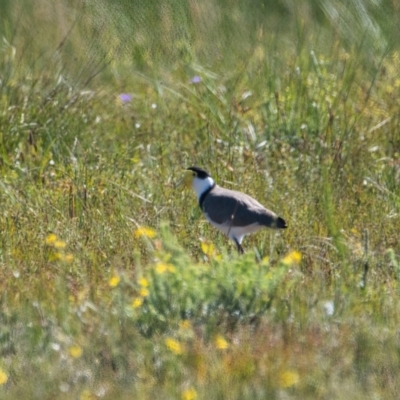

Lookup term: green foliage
[131,225,292,336]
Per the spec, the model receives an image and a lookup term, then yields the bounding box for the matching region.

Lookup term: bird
[180,166,287,254]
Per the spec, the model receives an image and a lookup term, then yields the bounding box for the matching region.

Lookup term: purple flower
[190,75,202,84]
[119,93,132,103]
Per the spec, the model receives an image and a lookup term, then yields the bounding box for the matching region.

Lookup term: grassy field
[1,0,400,398]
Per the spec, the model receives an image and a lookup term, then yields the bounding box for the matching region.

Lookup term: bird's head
[177,166,215,198]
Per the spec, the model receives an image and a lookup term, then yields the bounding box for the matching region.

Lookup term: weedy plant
[127,224,298,336]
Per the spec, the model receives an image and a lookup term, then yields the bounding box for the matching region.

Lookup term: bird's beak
[175,170,193,189]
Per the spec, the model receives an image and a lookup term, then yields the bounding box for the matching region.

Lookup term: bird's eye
[193,173,195,176]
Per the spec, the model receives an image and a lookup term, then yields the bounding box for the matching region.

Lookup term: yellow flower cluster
[201,241,216,257]
[200,241,222,261]
[281,251,302,266]
[132,298,143,309]
[45,233,73,263]
[155,262,175,274]
[132,277,150,309]
[214,334,229,350]
[165,337,184,355]
[134,226,156,238]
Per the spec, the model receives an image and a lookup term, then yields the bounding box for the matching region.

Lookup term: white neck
[192,176,215,200]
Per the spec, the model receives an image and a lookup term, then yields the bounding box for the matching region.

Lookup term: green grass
[1,0,400,398]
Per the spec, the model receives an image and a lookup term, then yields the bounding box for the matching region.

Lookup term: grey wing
[203,188,278,227]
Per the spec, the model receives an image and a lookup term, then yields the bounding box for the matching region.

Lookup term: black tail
[277,217,288,229]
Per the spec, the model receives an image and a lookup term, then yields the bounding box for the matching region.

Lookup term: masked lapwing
[180,166,287,254]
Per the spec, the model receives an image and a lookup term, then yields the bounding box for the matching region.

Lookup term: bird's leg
[234,239,244,255]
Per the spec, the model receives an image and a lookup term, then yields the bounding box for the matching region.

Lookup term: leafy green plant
[127,225,297,336]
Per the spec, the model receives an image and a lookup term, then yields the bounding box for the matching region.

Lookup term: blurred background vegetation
[2,0,400,80]
[1,0,400,398]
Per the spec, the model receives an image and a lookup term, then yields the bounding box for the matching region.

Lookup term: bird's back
[203,185,286,229]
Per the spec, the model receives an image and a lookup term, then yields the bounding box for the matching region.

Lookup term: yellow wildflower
[282,251,302,266]
[155,262,167,274]
[139,277,149,287]
[69,345,83,358]
[134,226,156,238]
[182,387,197,400]
[165,338,184,355]
[54,240,67,250]
[214,334,229,350]
[201,241,215,257]
[139,287,149,297]
[279,370,299,388]
[132,298,143,309]
[155,262,175,274]
[0,369,8,385]
[45,233,57,245]
[109,275,120,288]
